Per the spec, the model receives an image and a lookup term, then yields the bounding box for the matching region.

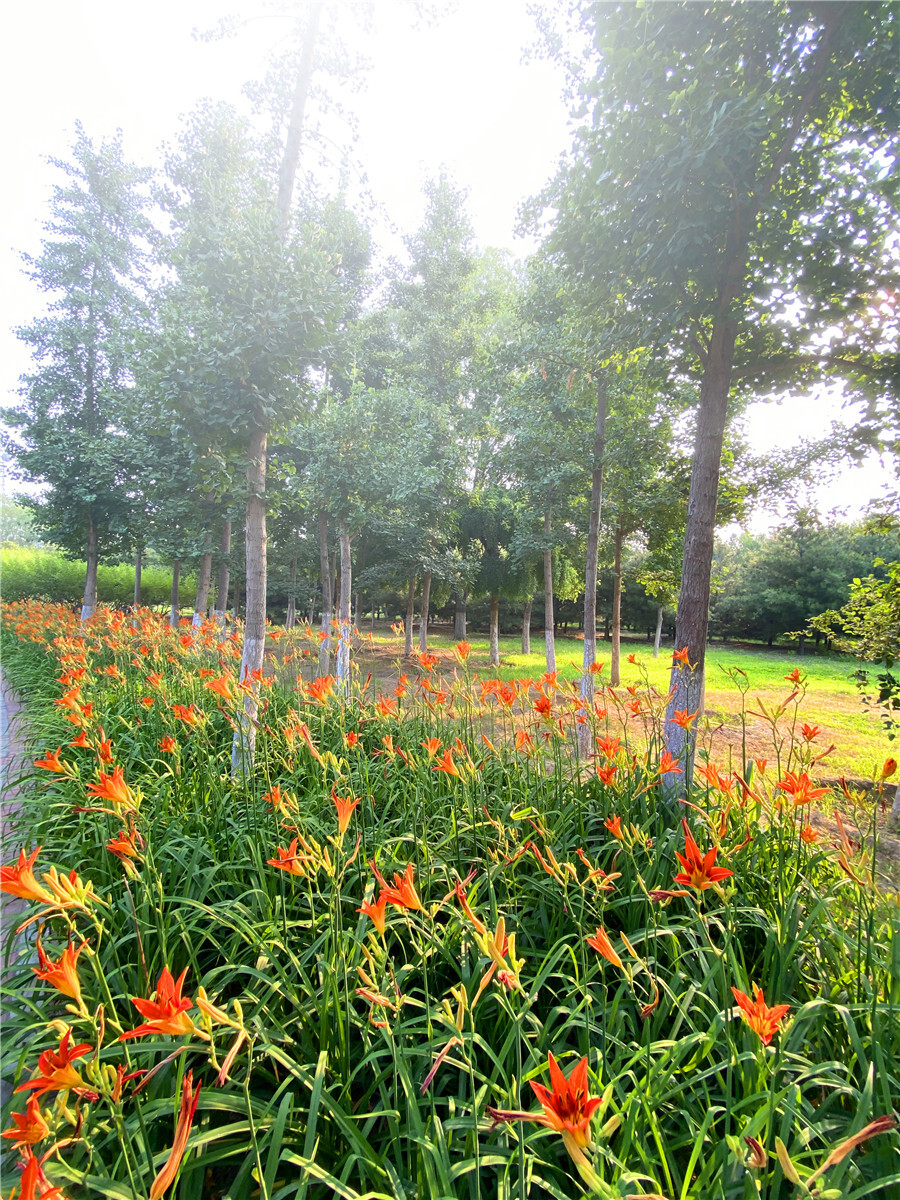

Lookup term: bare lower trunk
[318,511,332,676]
[610,520,624,686]
[169,559,181,628]
[664,321,737,771]
[232,575,241,624]
[232,424,267,775]
[192,550,212,627]
[336,522,352,689]
[81,515,99,621]
[405,575,416,656]
[285,548,298,630]
[454,593,467,639]
[418,571,432,654]
[543,509,556,673]
[653,605,664,657]
[215,518,231,629]
[578,376,607,754]
[133,547,142,609]
[489,593,500,668]
[521,596,532,655]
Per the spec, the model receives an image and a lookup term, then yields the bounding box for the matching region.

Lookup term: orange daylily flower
[800,723,821,742]
[33,938,87,1006]
[776,771,830,806]
[148,1070,201,1200]
[331,786,360,838]
[205,674,237,702]
[487,1052,602,1156]
[800,824,820,845]
[673,819,733,891]
[672,646,690,664]
[420,737,442,759]
[85,766,137,810]
[604,815,623,839]
[658,750,682,776]
[454,640,471,662]
[158,736,177,754]
[69,731,91,749]
[586,926,624,969]
[1,849,56,906]
[171,703,203,727]
[371,861,425,912]
[15,1031,93,1098]
[33,748,65,774]
[344,730,360,748]
[375,694,397,717]
[671,707,700,729]
[433,749,462,778]
[1,1097,50,1149]
[267,837,314,877]
[515,729,534,753]
[120,967,197,1040]
[784,668,803,683]
[595,735,621,759]
[357,893,389,936]
[597,764,618,785]
[731,985,789,1046]
[107,828,143,871]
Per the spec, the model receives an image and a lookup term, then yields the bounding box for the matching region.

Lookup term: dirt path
[1,675,30,1112]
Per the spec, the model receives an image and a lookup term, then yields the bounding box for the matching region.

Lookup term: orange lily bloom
[371,861,425,912]
[15,1031,92,1098]
[205,674,237,702]
[107,828,143,869]
[85,766,137,810]
[658,750,682,776]
[604,815,623,839]
[120,966,197,1040]
[331,786,360,838]
[344,730,360,748]
[673,819,733,891]
[420,737,442,759]
[595,735,621,760]
[375,694,397,717]
[171,703,203,726]
[357,893,389,935]
[1,848,55,906]
[33,938,86,1006]
[515,730,534,752]
[148,1070,201,1200]
[800,723,820,742]
[776,771,830,806]
[672,646,690,664]
[6,1150,70,1200]
[267,837,312,877]
[586,927,624,970]
[731,985,789,1045]
[800,824,819,844]
[433,749,462,778]
[33,748,65,774]
[487,1052,602,1154]
[158,736,177,754]
[69,731,91,749]
[1,1097,50,1150]
[454,640,471,662]
[597,764,617,785]
[671,707,700,729]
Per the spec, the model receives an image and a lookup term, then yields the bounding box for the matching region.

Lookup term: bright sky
[2,0,894,525]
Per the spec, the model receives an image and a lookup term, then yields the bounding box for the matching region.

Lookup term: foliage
[2,601,898,1200]
[0,546,192,607]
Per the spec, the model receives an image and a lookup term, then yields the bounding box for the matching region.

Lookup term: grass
[1,601,898,1200]
[355,629,890,780]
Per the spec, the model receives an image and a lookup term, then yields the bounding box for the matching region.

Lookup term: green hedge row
[0,545,194,606]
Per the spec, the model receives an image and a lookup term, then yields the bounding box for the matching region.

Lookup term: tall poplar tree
[12,125,152,619]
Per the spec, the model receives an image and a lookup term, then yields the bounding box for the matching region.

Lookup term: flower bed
[1,601,898,1199]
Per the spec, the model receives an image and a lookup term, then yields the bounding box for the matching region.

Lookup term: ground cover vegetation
[3,1,900,1197]
[1,602,899,1200]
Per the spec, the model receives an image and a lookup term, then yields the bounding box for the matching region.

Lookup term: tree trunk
[285,547,298,630]
[405,575,416,657]
[489,593,500,668]
[418,571,432,654]
[169,559,181,628]
[336,521,352,689]
[653,604,664,657]
[543,508,556,673]
[521,596,532,655]
[192,550,212,627]
[232,424,267,774]
[275,1,324,241]
[81,514,99,621]
[133,546,142,609]
[318,511,332,676]
[664,320,737,766]
[215,517,231,629]
[578,375,607,754]
[454,592,467,639]
[233,575,241,623]
[610,519,624,686]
